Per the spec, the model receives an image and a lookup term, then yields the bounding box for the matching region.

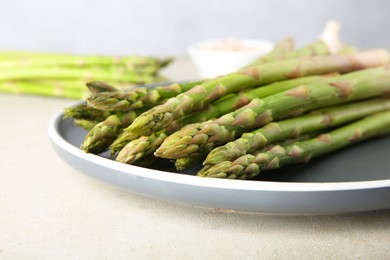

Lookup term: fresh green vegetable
[199,110,390,179]
[155,67,390,159]
[203,98,390,166]
[125,50,389,140]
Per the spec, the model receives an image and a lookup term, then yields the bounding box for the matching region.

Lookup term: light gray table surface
[1,57,390,259]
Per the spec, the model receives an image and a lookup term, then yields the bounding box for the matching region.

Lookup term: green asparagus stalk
[111,23,339,151]
[111,74,331,156]
[155,67,390,159]
[122,102,331,168]
[115,131,168,164]
[203,98,390,165]
[0,78,136,100]
[81,110,140,153]
[73,118,101,131]
[86,81,119,94]
[63,103,111,121]
[0,79,101,99]
[109,39,342,154]
[172,73,337,130]
[0,66,160,84]
[86,80,204,112]
[124,50,389,140]
[180,131,333,172]
[111,55,339,154]
[199,110,390,179]
[197,131,322,176]
[0,52,172,71]
[0,51,173,98]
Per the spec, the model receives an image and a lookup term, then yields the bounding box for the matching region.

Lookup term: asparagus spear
[81,110,140,153]
[0,51,172,98]
[155,67,390,159]
[0,78,134,100]
[110,54,340,154]
[109,35,342,154]
[0,66,159,84]
[124,50,389,140]
[112,35,297,156]
[115,131,168,164]
[0,52,172,71]
[172,73,337,130]
[0,78,125,99]
[86,81,119,94]
[63,103,111,121]
[111,74,331,157]
[73,118,101,131]
[86,80,204,111]
[199,110,390,179]
[174,134,314,172]
[111,22,340,151]
[203,98,390,165]
[197,131,323,175]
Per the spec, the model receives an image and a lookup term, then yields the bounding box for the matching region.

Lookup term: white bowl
[188,38,274,78]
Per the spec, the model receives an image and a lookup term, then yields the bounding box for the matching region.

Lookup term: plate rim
[48,110,390,193]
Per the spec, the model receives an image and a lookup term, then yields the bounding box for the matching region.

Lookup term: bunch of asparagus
[64,21,390,180]
[0,51,172,99]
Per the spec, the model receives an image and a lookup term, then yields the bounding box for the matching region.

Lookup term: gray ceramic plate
[48,109,390,214]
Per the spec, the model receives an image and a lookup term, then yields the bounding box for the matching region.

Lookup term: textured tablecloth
[1,57,390,259]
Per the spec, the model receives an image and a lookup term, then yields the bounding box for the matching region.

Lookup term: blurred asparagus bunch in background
[0,51,172,99]
[64,21,390,180]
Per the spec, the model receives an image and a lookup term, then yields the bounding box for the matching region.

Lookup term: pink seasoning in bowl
[188,38,274,78]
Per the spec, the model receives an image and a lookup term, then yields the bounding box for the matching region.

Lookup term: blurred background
[1,0,389,56]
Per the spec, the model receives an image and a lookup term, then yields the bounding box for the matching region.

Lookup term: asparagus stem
[199,110,390,179]
[109,39,346,155]
[0,52,172,99]
[203,98,390,165]
[115,131,168,164]
[111,53,337,154]
[175,131,319,171]
[87,80,204,112]
[0,52,172,71]
[0,67,159,84]
[112,48,390,159]
[86,81,119,94]
[81,110,140,153]
[111,75,331,156]
[73,118,101,131]
[173,74,337,130]
[0,79,102,99]
[63,103,111,121]
[155,67,390,159]
[125,50,389,140]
